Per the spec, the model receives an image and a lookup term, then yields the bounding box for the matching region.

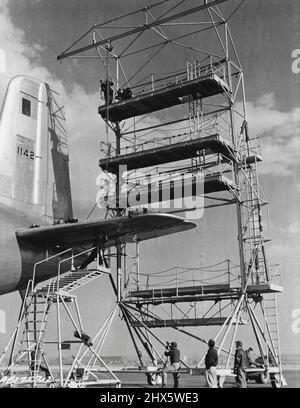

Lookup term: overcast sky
[0,0,300,358]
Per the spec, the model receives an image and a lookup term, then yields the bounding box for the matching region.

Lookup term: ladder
[0,263,120,388]
[263,293,281,365]
[2,283,53,386]
[242,150,267,286]
[263,292,287,386]
[16,292,51,366]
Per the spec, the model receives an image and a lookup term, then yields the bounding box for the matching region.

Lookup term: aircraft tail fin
[0,74,73,223]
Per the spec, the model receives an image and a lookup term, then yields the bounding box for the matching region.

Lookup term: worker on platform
[100,79,114,105]
[234,340,247,388]
[204,339,218,388]
[117,87,133,100]
[162,341,181,388]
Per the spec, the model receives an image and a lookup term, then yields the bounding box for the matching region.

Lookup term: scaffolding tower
[41,0,284,387]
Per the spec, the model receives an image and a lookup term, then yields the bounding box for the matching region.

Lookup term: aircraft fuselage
[0,200,76,295]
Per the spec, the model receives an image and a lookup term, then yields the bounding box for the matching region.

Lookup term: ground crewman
[163,341,181,388]
[234,340,247,388]
[204,339,218,388]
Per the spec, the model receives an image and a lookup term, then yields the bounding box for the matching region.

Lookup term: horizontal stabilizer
[16,213,196,248]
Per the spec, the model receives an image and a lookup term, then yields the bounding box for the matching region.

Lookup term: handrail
[32,248,73,290]
[130,243,263,295]
[126,58,226,99]
[56,245,110,284]
[32,245,112,292]
[116,121,232,157]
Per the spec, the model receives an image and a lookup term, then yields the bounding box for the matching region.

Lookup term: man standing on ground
[204,339,218,388]
[163,341,181,388]
[234,340,247,388]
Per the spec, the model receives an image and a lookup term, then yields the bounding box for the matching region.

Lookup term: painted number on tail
[17,145,35,160]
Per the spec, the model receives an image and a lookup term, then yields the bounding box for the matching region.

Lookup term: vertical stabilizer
[0,74,73,223]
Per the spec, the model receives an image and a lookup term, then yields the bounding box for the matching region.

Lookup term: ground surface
[117,370,299,388]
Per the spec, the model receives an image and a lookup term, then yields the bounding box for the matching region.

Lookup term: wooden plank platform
[126,282,283,306]
[130,317,246,328]
[98,73,230,122]
[246,283,283,294]
[129,283,230,299]
[125,292,236,305]
[245,153,263,164]
[99,133,237,174]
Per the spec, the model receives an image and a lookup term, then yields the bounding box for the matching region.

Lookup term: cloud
[281,221,300,236]
[255,93,276,110]
[269,243,295,258]
[269,220,300,260]
[245,93,300,176]
[0,1,105,217]
[0,1,53,84]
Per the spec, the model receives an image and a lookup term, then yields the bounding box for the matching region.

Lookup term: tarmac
[118,369,299,388]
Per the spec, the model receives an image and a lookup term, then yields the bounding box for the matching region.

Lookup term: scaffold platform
[99,133,237,173]
[127,282,283,305]
[203,174,237,194]
[98,73,230,122]
[245,153,263,164]
[129,283,230,298]
[246,283,283,294]
[121,173,237,206]
[130,317,246,328]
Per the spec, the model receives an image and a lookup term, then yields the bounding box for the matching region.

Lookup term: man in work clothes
[246,347,260,368]
[234,340,247,388]
[163,341,181,388]
[204,339,218,388]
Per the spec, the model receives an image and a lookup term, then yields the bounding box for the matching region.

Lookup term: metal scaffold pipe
[57,0,231,61]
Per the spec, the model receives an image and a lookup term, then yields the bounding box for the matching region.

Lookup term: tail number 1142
[17,145,35,160]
